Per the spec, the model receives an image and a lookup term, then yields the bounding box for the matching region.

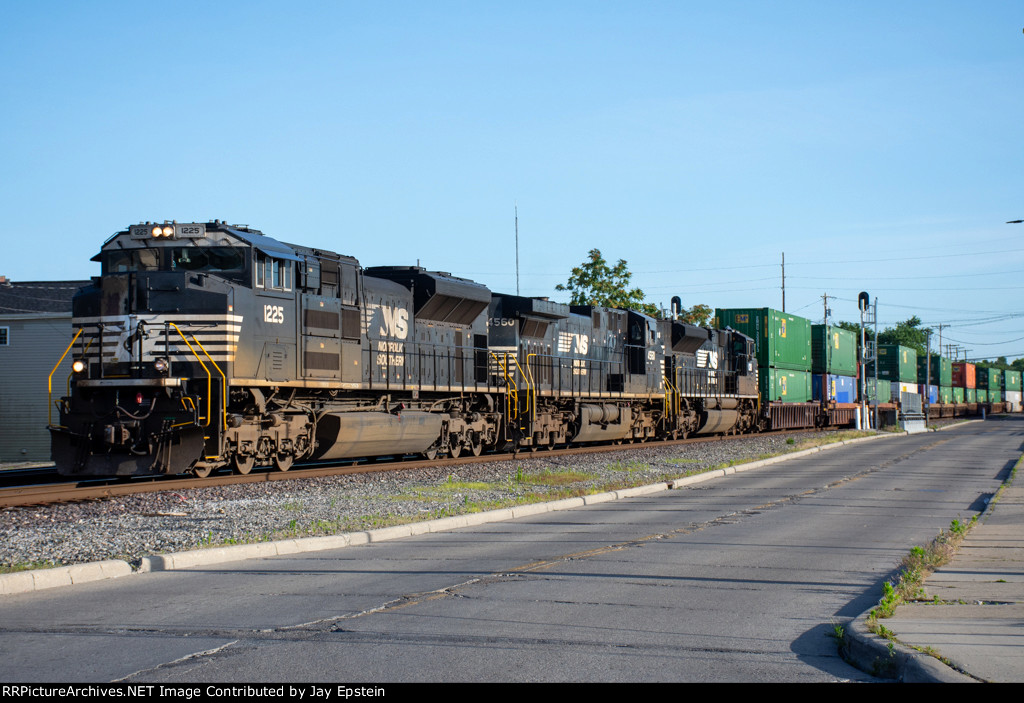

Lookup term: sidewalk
[846,461,1024,682]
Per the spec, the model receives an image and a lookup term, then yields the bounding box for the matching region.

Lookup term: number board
[128,223,207,239]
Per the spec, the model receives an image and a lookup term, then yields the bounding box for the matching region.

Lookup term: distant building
[0,277,91,462]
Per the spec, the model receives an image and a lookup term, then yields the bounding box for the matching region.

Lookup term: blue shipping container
[813,374,857,403]
[917,384,939,404]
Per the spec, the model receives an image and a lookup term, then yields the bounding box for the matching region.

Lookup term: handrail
[507,353,534,423]
[169,323,212,426]
[524,353,537,422]
[663,375,678,417]
[489,351,519,422]
[48,328,83,427]
[190,334,228,435]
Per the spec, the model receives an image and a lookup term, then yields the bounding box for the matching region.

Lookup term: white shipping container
[890,381,917,396]
[1005,390,1021,413]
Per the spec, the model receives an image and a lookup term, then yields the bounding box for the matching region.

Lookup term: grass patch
[866,515,979,631]
[792,430,872,451]
[0,561,60,574]
[518,468,598,485]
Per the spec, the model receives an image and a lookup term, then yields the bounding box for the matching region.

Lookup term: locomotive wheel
[233,454,255,475]
[273,453,293,472]
[470,434,483,457]
[193,464,213,478]
[449,443,462,459]
[422,444,439,460]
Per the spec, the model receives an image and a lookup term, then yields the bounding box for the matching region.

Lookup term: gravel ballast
[1,431,869,571]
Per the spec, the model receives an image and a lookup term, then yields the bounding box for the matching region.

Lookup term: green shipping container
[811,325,857,375]
[917,354,952,387]
[938,386,952,404]
[990,390,1003,403]
[1003,369,1021,391]
[952,387,965,404]
[869,345,917,383]
[758,368,813,402]
[977,367,1002,391]
[977,389,988,403]
[865,377,891,403]
[715,308,812,371]
[965,388,977,403]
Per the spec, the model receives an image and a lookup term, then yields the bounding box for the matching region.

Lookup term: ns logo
[376,305,409,340]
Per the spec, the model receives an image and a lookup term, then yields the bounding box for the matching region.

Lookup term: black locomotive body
[49,222,760,477]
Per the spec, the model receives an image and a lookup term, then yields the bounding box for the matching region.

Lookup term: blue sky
[2,2,1022,360]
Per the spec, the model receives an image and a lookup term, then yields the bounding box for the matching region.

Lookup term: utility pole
[935,323,948,360]
[514,202,520,296]
[781,252,786,312]
[822,293,831,402]
[925,331,932,424]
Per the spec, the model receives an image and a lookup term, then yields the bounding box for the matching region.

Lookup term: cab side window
[256,253,292,291]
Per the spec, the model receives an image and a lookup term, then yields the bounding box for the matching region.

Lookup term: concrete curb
[1,430,903,596]
[0,560,131,595]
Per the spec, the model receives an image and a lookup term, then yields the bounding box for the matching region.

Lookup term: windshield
[101,246,250,284]
[169,247,246,273]
[102,249,160,273]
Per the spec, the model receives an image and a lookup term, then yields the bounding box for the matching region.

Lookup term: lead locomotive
[49,221,759,477]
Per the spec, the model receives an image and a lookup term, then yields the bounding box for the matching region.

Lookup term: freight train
[49,221,767,477]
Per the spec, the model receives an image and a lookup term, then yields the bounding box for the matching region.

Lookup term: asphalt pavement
[3,420,1022,682]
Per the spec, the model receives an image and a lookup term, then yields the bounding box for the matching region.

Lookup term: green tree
[877,316,931,356]
[836,320,874,342]
[556,249,660,317]
[678,303,713,327]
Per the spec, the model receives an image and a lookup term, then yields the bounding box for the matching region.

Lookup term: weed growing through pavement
[866,516,981,637]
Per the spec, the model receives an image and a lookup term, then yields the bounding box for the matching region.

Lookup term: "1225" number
[264,305,284,324]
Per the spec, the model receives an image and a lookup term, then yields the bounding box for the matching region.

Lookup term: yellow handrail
[48,328,82,427]
[663,375,677,417]
[169,323,212,426]
[523,353,537,422]
[489,351,518,421]
[190,334,228,434]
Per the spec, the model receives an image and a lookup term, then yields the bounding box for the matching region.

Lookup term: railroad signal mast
[858,291,877,430]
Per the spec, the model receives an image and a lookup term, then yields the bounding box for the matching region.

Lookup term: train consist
[48,221,1014,478]
[49,221,763,477]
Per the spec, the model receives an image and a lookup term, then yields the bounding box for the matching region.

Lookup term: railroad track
[0,429,831,509]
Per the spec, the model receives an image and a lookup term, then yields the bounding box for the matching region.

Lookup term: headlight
[154,358,169,373]
[72,359,86,373]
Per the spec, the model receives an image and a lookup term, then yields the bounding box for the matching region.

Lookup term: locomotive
[49,221,760,477]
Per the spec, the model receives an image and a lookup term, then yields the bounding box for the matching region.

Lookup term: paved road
[1,419,1018,682]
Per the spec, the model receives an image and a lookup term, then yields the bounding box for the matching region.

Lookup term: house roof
[0,279,91,315]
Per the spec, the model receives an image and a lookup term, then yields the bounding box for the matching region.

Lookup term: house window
[0,327,8,346]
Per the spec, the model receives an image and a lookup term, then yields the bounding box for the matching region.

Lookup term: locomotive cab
[50,221,278,476]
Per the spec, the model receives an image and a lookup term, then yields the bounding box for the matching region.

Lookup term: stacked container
[811,325,857,403]
[864,377,892,403]
[813,374,856,403]
[952,361,976,390]
[1003,369,1021,411]
[870,345,917,383]
[715,308,812,402]
[977,368,1002,404]
[917,354,952,387]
